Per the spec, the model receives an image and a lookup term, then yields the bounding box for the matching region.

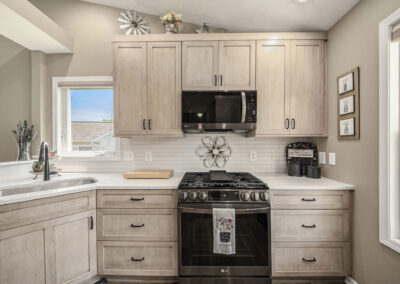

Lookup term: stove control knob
[198,191,208,201]
[179,191,188,201]
[251,192,260,201]
[241,192,250,201]
[260,191,269,201]
[189,191,198,201]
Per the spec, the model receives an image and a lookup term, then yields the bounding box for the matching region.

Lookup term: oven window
[180,212,269,266]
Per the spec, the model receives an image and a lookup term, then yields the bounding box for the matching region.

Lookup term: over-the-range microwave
[182,90,257,133]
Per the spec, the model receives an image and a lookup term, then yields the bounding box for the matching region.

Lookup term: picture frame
[337,67,360,140]
[339,118,355,136]
[339,95,355,115]
[338,72,354,94]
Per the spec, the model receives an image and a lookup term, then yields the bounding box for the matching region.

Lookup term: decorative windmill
[117,10,150,35]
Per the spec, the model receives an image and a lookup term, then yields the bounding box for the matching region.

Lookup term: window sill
[56,153,121,162]
[380,238,400,254]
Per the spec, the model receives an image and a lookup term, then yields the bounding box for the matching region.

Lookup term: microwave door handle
[241,91,247,123]
[179,207,269,215]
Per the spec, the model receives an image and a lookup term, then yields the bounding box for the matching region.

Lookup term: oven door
[178,203,271,277]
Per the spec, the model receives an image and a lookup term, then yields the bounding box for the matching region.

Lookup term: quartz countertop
[0,172,354,206]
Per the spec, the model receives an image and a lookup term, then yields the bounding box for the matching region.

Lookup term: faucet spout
[39,141,50,181]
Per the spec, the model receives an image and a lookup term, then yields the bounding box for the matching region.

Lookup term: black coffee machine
[286,142,321,179]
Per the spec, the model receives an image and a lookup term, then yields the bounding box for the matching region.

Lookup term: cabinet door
[182,41,219,90]
[113,42,148,136]
[256,40,291,135]
[290,40,325,135]
[219,40,256,90]
[0,226,46,284]
[147,42,182,136]
[52,211,97,284]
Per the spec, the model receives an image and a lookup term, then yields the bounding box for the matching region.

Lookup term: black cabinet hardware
[291,118,295,129]
[302,257,317,263]
[131,257,145,262]
[131,224,145,228]
[90,216,94,230]
[286,118,290,129]
[143,119,146,130]
[214,75,218,86]
[130,197,145,201]
[301,198,316,202]
[148,119,151,130]
[220,75,223,86]
[301,224,316,228]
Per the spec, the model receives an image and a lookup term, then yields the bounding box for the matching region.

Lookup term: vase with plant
[12,120,37,161]
[160,11,182,34]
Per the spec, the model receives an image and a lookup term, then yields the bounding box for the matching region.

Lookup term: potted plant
[160,12,182,34]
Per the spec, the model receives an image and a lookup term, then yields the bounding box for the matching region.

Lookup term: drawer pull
[302,257,317,263]
[131,257,145,262]
[90,216,94,230]
[130,197,144,201]
[301,198,316,202]
[301,224,316,228]
[131,223,145,228]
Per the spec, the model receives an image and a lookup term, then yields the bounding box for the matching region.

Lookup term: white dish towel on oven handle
[213,208,236,255]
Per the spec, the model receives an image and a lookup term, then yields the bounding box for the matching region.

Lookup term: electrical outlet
[123,151,134,161]
[145,151,152,162]
[329,152,336,166]
[319,152,326,164]
[249,151,257,162]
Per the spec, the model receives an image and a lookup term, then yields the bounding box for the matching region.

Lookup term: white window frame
[379,8,400,254]
[52,76,121,161]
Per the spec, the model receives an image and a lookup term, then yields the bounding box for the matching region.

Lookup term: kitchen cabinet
[0,192,97,284]
[256,39,326,136]
[113,42,182,137]
[182,40,255,91]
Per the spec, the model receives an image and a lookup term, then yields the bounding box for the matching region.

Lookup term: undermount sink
[0,178,97,197]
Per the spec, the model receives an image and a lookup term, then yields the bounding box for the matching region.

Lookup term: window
[52,77,120,160]
[379,8,400,254]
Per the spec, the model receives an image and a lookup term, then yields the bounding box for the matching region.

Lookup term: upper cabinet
[256,39,326,136]
[182,40,256,91]
[113,41,182,137]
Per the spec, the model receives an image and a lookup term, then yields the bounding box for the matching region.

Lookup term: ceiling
[81,0,360,32]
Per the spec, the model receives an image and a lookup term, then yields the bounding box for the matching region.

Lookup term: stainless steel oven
[178,202,271,284]
[182,90,257,133]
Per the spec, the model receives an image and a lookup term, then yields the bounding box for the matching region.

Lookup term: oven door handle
[178,206,269,215]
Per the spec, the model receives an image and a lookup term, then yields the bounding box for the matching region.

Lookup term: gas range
[178,171,269,203]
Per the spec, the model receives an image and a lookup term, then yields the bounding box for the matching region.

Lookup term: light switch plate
[249,151,257,162]
[123,151,134,161]
[329,152,336,165]
[319,152,326,164]
[145,151,152,162]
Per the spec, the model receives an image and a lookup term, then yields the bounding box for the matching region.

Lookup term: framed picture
[339,95,355,115]
[339,118,355,136]
[338,72,354,94]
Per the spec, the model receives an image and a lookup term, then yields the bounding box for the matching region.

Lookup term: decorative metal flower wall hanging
[118,10,150,35]
[196,136,232,168]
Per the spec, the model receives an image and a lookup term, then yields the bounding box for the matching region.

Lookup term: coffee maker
[286,142,321,179]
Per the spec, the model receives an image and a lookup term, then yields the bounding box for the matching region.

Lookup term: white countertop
[0,172,354,206]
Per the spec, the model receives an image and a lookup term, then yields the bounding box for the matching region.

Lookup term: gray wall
[315,0,400,283]
[0,36,31,162]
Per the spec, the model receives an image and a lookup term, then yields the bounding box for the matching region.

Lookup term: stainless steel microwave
[182,90,257,133]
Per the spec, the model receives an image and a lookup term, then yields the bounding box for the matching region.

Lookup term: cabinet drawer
[97,209,177,241]
[97,241,177,276]
[270,190,349,209]
[97,190,176,209]
[272,242,350,277]
[271,210,349,242]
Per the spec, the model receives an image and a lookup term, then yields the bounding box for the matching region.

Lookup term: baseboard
[345,276,358,284]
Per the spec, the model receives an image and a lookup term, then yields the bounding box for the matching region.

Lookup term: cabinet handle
[214,75,218,86]
[302,257,317,263]
[142,119,146,130]
[90,216,94,230]
[301,198,316,202]
[130,197,144,201]
[286,118,290,129]
[220,75,223,86]
[148,119,151,130]
[131,224,145,228]
[291,118,295,129]
[131,257,145,262]
[302,224,316,228]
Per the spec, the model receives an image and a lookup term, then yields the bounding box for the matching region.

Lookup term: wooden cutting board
[123,169,174,179]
